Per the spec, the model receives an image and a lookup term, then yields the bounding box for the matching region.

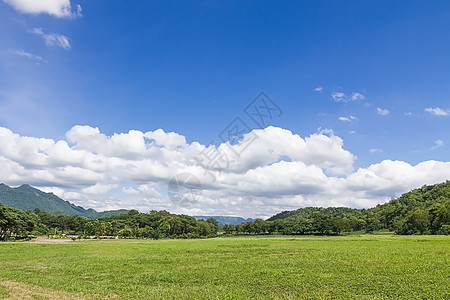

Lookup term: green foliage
[398,208,430,234]
[0,204,39,240]
[439,224,450,235]
[1,181,449,239]
[267,181,450,236]
[0,183,127,219]
[0,205,223,240]
[373,180,450,232]
[269,206,364,221]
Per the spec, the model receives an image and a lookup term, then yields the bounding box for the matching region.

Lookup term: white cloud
[3,0,82,18]
[122,186,140,195]
[9,49,47,64]
[32,27,71,50]
[338,115,358,122]
[370,148,383,153]
[351,92,365,101]
[425,107,449,116]
[331,92,347,102]
[218,126,356,176]
[332,92,365,103]
[429,140,444,151]
[0,125,449,218]
[144,129,187,149]
[377,107,390,116]
[314,86,323,92]
[138,184,163,198]
[317,128,334,136]
[81,183,118,195]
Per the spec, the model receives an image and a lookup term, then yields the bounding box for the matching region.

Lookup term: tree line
[268,181,450,235]
[0,207,220,241]
[1,181,449,241]
[0,205,380,240]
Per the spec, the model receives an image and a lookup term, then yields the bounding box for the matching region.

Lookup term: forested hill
[1,181,448,235]
[370,180,450,233]
[268,207,363,222]
[0,183,127,219]
[268,181,450,234]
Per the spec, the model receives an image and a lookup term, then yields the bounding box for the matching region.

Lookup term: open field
[0,235,449,299]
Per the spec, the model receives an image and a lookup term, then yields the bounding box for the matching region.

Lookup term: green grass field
[0,235,449,299]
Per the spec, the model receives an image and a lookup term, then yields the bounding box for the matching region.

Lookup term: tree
[253,219,266,234]
[242,221,255,234]
[428,201,450,234]
[348,216,366,231]
[0,205,38,240]
[197,220,212,236]
[331,217,352,235]
[223,224,235,234]
[312,213,332,234]
[401,209,430,234]
[118,226,134,238]
[206,218,219,234]
[364,214,381,233]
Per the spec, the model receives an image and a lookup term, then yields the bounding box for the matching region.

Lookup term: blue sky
[0,1,449,217]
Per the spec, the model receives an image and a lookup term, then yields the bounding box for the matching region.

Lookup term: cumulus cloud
[9,49,47,64]
[3,0,82,18]
[122,186,140,195]
[0,125,449,218]
[425,107,449,116]
[314,86,323,92]
[32,28,71,50]
[81,183,118,195]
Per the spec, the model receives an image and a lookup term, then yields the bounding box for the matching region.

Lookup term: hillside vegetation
[0,184,127,219]
[268,180,450,235]
[1,181,449,241]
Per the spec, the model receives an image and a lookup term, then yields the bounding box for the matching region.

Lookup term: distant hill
[268,207,363,222]
[267,180,450,234]
[0,183,128,219]
[194,216,255,225]
[370,180,450,230]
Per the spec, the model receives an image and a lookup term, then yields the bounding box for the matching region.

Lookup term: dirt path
[33,237,73,244]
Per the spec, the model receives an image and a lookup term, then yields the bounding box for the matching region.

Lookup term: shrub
[438,225,450,235]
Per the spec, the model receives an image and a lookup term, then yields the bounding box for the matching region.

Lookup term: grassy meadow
[0,235,449,299]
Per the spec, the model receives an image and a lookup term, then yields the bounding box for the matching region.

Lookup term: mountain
[194,216,255,225]
[0,183,128,219]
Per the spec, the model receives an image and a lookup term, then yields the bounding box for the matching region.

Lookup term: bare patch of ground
[33,237,73,244]
[0,280,83,300]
